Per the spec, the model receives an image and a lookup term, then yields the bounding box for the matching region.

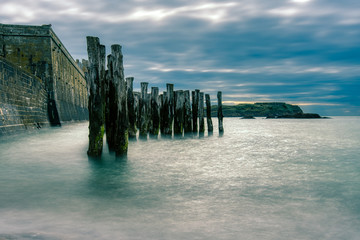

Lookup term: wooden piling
[217,91,224,133]
[108,44,128,156]
[183,90,192,134]
[192,89,200,132]
[162,84,174,136]
[104,56,111,148]
[139,82,149,137]
[100,45,106,105]
[159,92,165,135]
[86,36,106,157]
[205,94,213,132]
[146,93,151,134]
[199,92,205,133]
[126,77,137,139]
[174,90,184,135]
[149,87,160,136]
[105,54,116,151]
[133,91,140,130]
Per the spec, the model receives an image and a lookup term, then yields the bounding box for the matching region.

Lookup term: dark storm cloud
[1,0,359,115]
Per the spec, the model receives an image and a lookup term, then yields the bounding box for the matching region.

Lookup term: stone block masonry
[0,57,48,135]
[0,23,88,134]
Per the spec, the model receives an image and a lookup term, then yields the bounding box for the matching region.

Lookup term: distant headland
[211,102,324,118]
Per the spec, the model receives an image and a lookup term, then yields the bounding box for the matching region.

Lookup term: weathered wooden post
[159,93,165,135]
[199,92,205,133]
[105,52,116,150]
[149,87,160,137]
[109,44,128,156]
[217,91,224,133]
[133,91,140,130]
[146,93,151,133]
[126,77,137,139]
[139,82,149,137]
[174,90,184,135]
[163,84,174,136]
[183,90,192,134]
[205,94,213,132]
[104,56,111,147]
[168,84,174,135]
[100,45,106,106]
[192,89,200,132]
[86,36,106,157]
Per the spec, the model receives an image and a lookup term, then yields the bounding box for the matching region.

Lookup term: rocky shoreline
[265,113,329,119]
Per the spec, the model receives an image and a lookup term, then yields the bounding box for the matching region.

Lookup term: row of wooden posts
[86,37,224,157]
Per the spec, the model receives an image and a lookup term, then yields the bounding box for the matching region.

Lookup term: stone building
[0,23,88,131]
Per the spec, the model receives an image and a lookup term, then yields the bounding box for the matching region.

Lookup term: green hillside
[210,102,303,117]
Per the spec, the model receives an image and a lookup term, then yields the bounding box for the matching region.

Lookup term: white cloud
[146,62,360,77]
[225,93,272,99]
[269,7,299,17]
[291,0,312,3]
[0,3,35,22]
[102,2,240,24]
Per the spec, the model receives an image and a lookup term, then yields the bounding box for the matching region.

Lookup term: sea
[0,117,359,240]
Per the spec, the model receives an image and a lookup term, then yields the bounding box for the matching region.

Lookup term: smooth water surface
[0,117,359,239]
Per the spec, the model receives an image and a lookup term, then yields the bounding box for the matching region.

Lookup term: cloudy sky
[1,0,359,115]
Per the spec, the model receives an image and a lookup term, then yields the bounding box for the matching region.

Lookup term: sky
[1,0,359,115]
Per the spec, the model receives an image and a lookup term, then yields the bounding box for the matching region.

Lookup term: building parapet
[0,23,85,78]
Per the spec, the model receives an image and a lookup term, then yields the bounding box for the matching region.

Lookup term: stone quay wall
[0,23,88,135]
[0,57,48,135]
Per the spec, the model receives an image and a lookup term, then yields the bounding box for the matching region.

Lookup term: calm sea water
[0,117,359,240]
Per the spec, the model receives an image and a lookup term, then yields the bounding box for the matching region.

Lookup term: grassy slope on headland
[210,102,321,118]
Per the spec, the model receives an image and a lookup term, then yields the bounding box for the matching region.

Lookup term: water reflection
[119,131,217,141]
[160,134,172,140]
[128,135,137,141]
[87,155,133,199]
[173,133,184,139]
[149,134,159,140]
[139,134,148,141]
